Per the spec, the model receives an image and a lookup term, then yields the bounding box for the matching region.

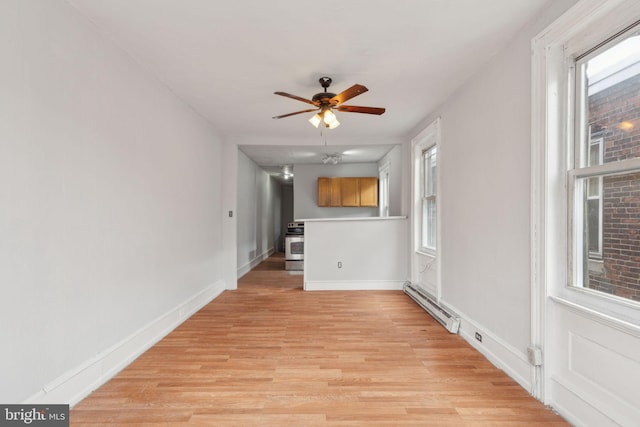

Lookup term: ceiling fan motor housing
[312,92,337,105]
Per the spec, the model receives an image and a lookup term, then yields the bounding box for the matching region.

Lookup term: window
[571,25,640,303]
[413,118,440,256]
[421,146,437,251]
[379,163,390,217]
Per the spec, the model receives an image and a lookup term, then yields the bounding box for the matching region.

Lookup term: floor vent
[403,282,460,334]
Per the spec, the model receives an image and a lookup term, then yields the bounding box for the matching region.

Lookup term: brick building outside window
[583,34,640,302]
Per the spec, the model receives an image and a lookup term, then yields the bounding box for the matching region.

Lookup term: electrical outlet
[337,261,342,268]
[475,332,482,343]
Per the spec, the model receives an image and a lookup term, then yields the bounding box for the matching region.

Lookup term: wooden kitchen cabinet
[359,177,378,207]
[340,178,360,207]
[317,177,378,207]
[330,178,341,206]
[317,177,343,207]
[317,178,332,207]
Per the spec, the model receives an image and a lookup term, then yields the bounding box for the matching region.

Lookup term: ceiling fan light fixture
[309,113,322,128]
[323,110,337,125]
[328,119,340,129]
[322,154,341,164]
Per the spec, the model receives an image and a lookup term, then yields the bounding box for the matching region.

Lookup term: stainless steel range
[284,222,304,271]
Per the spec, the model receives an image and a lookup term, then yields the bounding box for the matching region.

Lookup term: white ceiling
[66,0,549,172]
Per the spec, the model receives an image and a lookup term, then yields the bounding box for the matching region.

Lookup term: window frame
[532,0,640,334]
[412,118,440,257]
[531,0,640,402]
[585,134,603,259]
[421,145,437,252]
[378,162,390,217]
[569,23,640,303]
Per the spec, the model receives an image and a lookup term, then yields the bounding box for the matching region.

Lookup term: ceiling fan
[272,77,385,129]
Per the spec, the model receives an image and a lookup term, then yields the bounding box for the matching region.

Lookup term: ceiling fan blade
[272,108,319,119]
[337,105,386,115]
[274,91,319,106]
[331,84,368,105]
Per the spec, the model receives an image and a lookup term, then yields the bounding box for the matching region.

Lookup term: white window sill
[416,249,436,258]
[550,295,640,338]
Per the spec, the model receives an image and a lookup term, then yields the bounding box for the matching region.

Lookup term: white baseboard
[445,302,533,394]
[304,280,405,291]
[25,280,226,407]
[237,247,275,278]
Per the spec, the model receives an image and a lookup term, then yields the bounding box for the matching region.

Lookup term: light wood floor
[71,254,568,426]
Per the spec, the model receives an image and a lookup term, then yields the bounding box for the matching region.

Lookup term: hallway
[71,254,567,426]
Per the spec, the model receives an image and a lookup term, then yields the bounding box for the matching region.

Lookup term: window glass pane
[422,147,436,197]
[582,32,640,164]
[580,171,640,302]
[589,142,600,166]
[429,149,437,195]
[422,153,428,197]
[586,198,600,253]
[421,199,436,250]
[421,145,437,251]
[421,200,429,248]
[427,199,437,248]
[587,177,600,198]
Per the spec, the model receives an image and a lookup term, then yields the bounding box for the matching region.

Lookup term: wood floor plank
[71,253,567,426]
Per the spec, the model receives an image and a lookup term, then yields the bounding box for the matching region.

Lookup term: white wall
[0,0,225,404]
[304,218,408,290]
[221,140,239,290]
[407,0,580,391]
[236,151,280,276]
[294,163,379,219]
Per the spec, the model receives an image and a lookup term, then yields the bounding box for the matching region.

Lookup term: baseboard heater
[403,281,460,334]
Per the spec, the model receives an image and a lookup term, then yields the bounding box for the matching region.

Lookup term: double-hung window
[378,163,390,217]
[421,145,437,252]
[571,24,640,303]
[413,118,440,257]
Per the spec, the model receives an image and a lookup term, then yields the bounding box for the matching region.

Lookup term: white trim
[530,27,547,402]
[304,280,404,291]
[299,216,407,223]
[410,118,441,299]
[378,162,390,217]
[25,280,227,407]
[550,295,640,337]
[569,156,640,178]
